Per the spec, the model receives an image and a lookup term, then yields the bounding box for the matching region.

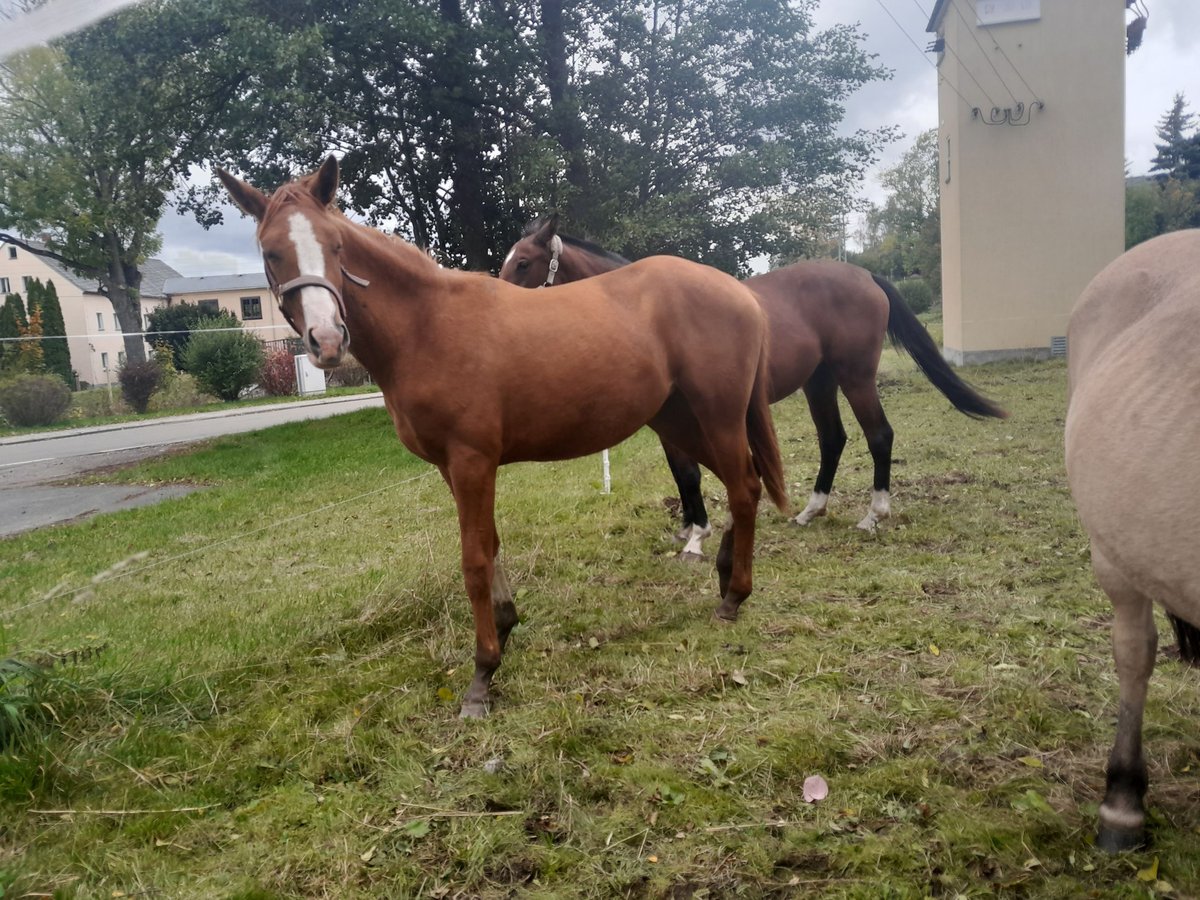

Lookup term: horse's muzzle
[307,323,350,368]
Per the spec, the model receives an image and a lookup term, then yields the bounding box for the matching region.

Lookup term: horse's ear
[313,155,339,207]
[532,213,560,247]
[217,169,268,221]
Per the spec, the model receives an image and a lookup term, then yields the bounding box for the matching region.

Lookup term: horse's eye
[333,244,343,255]
[517,259,529,270]
[264,251,281,263]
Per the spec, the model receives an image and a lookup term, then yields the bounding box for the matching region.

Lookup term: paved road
[0,393,387,538]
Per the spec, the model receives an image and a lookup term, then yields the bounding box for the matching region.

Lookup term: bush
[258,348,297,396]
[182,322,265,402]
[117,359,165,413]
[896,277,933,315]
[148,373,216,411]
[328,355,371,387]
[0,374,72,427]
[147,304,240,371]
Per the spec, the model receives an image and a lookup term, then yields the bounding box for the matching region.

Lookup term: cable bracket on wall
[971,99,1044,127]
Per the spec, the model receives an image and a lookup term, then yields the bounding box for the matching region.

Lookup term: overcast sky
[150,1,1200,274]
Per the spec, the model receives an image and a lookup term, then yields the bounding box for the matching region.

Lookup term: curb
[0,392,385,447]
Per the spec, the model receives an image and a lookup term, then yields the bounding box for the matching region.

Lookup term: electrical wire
[872,0,991,113]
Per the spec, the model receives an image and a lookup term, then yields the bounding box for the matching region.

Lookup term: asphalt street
[0,392,387,538]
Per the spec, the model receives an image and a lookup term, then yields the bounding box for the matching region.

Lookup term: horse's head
[498,214,562,287]
[217,156,355,368]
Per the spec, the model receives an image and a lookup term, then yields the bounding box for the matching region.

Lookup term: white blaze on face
[287,211,340,332]
[503,246,516,267]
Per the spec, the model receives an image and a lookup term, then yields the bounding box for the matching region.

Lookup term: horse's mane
[522,219,631,266]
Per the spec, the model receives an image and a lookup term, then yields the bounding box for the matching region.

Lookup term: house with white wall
[0,239,179,387]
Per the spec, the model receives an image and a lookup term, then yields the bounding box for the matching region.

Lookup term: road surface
[0,392,386,538]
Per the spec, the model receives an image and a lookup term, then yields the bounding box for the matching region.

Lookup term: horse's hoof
[713,603,740,623]
[793,509,825,526]
[855,517,880,533]
[1097,826,1146,853]
[678,551,705,563]
[459,699,489,719]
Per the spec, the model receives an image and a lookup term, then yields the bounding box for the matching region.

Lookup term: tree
[853,129,941,292]
[32,279,71,385]
[0,293,27,373]
[1150,93,1196,180]
[0,0,285,364]
[201,0,891,276]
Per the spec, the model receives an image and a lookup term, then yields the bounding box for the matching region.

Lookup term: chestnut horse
[218,158,788,718]
[501,217,1005,556]
[1066,228,1200,850]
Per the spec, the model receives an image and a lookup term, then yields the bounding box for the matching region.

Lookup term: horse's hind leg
[662,440,712,559]
[840,374,894,532]
[710,440,763,622]
[1094,546,1156,851]
[795,363,847,525]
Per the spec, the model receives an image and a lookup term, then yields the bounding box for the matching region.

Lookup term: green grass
[1,348,1197,898]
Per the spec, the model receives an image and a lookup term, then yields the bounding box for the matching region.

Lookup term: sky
[7,0,1199,275]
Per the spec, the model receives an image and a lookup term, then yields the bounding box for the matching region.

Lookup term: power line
[873,0,993,112]
[946,0,1032,105]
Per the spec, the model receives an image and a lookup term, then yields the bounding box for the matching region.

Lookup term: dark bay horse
[1066,228,1200,851]
[218,158,789,718]
[500,217,1006,555]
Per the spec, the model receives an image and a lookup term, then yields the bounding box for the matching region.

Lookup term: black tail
[1169,614,1200,666]
[874,274,1007,420]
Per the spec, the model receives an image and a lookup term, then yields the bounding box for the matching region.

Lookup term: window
[96,312,105,331]
[118,351,126,365]
[6,246,14,259]
[240,296,263,320]
[199,299,220,315]
[0,278,8,293]
[113,314,121,332]
[101,352,109,369]
[22,276,33,290]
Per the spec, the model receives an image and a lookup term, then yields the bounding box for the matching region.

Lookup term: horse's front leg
[444,456,507,719]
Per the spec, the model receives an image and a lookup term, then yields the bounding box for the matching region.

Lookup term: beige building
[927,0,1126,363]
[161,273,294,347]
[0,239,177,387]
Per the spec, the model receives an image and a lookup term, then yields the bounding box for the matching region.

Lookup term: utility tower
[927,0,1125,363]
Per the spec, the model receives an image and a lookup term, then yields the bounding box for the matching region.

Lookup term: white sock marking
[794,491,829,525]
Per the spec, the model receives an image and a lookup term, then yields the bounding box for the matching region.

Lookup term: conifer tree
[33,279,72,385]
[0,293,26,372]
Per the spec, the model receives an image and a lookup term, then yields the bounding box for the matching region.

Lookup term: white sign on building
[977,0,1040,27]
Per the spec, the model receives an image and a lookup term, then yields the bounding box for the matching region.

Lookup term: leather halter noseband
[265,264,370,328]
[542,235,563,287]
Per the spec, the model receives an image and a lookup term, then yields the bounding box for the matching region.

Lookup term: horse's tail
[747,342,790,515]
[874,274,1008,420]
[1169,614,1200,666]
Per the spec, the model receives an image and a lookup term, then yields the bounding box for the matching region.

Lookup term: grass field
[2,345,1197,898]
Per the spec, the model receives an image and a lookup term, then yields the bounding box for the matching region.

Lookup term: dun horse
[501,217,1005,556]
[1065,228,1200,851]
[218,158,789,718]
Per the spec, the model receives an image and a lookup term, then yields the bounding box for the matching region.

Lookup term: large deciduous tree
[0,0,286,363]
[206,0,891,276]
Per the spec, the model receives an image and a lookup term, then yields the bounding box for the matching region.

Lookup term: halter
[264,262,370,329]
[542,235,563,287]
